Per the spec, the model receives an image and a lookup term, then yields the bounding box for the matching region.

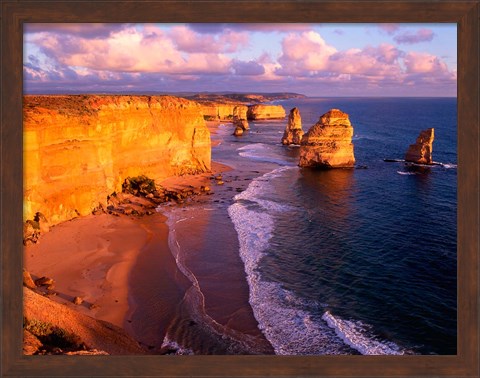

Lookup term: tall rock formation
[233,105,249,131]
[24,95,211,225]
[405,128,434,164]
[299,109,355,169]
[281,107,304,145]
[247,104,286,120]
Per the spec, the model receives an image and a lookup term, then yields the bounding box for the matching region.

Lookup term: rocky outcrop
[233,105,249,133]
[247,104,286,120]
[281,107,304,145]
[233,126,244,136]
[405,128,434,164]
[299,109,355,169]
[24,95,211,225]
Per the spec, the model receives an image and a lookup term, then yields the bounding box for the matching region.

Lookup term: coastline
[24,151,273,354]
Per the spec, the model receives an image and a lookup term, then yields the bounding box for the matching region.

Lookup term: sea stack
[281,107,304,145]
[299,109,355,169]
[232,105,249,132]
[405,128,434,164]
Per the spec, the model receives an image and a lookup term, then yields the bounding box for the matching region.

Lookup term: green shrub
[122,175,156,196]
[24,318,84,350]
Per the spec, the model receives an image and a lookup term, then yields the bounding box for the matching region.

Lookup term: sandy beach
[24,153,272,354]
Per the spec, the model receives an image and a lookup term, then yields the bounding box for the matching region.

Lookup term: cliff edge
[24,95,211,225]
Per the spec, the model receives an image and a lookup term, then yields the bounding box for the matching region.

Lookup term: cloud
[24,24,456,97]
[276,31,337,76]
[188,23,312,34]
[231,60,265,75]
[394,29,434,44]
[378,24,400,35]
[24,23,132,39]
[403,51,448,73]
[29,25,233,74]
[169,25,248,53]
[328,44,403,76]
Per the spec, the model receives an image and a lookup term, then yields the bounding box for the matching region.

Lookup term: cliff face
[281,107,304,145]
[246,104,286,120]
[24,95,211,225]
[299,109,355,169]
[200,103,242,120]
[405,128,434,164]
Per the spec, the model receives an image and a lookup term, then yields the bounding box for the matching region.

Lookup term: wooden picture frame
[1,1,478,376]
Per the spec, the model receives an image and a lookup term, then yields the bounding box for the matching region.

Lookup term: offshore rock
[233,126,244,136]
[233,106,249,130]
[281,107,304,145]
[405,128,434,164]
[299,109,355,169]
[247,104,286,120]
[24,95,211,226]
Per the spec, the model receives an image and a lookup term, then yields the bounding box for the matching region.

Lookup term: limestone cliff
[247,104,286,120]
[281,107,304,145]
[405,128,434,164]
[24,95,211,225]
[200,103,243,121]
[299,109,355,169]
[233,105,249,131]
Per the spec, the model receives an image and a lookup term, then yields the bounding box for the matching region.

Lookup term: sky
[24,23,457,97]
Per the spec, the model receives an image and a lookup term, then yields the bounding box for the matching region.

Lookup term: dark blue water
[224,97,457,355]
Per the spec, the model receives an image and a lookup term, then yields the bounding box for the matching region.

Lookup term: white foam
[442,163,457,169]
[397,171,417,175]
[228,166,411,355]
[228,166,353,355]
[322,311,406,355]
[160,337,194,355]
[237,143,295,166]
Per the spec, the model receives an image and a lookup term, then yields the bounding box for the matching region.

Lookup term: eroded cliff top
[24,95,201,119]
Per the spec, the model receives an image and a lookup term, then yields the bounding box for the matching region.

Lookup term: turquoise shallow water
[221,97,457,355]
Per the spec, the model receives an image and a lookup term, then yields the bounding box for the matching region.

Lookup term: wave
[228,166,356,355]
[322,311,407,355]
[160,337,194,355]
[228,165,412,355]
[397,171,418,175]
[442,163,457,169]
[237,143,296,166]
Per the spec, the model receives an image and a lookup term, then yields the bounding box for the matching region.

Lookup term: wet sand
[24,155,273,354]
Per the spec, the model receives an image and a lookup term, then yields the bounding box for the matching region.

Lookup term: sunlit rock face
[233,105,249,131]
[246,104,286,120]
[24,95,211,225]
[281,107,304,145]
[200,103,243,120]
[299,109,355,169]
[405,128,434,164]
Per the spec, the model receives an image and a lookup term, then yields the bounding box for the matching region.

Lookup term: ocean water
[220,97,457,355]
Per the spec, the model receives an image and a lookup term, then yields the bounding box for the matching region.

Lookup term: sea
[162,97,457,356]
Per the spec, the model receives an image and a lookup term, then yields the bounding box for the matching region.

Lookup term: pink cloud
[378,24,400,35]
[329,44,403,76]
[169,26,248,53]
[276,31,337,75]
[30,26,233,74]
[394,29,434,44]
[403,52,448,73]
